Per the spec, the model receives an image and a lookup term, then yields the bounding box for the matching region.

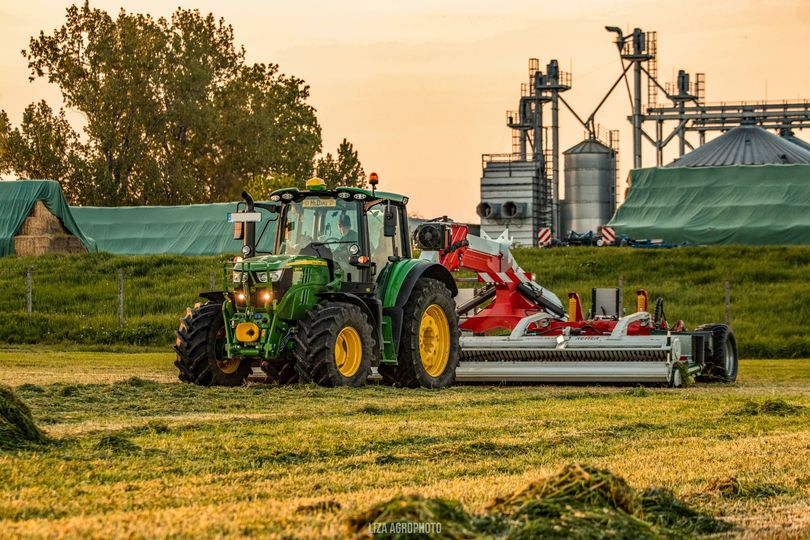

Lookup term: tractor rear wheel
[293,303,373,387]
[695,324,738,382]
[379,279,459,389]
[174,302,252,386]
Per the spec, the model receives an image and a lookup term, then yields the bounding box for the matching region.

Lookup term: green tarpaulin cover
[71,202,277,256]
[0,180,97,256]
[608,164,810,245]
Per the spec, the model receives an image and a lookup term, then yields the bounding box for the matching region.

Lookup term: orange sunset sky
[2,0,809,221]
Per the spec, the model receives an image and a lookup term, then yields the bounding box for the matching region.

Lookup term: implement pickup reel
[415,220,737,386]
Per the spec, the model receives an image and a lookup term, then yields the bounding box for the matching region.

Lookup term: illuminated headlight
[353,193,367,200]
[337,192,351,199]
[236,292,246,302]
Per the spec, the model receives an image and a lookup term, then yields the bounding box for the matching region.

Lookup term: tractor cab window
[367,202,403,270]
[278,197,362,281]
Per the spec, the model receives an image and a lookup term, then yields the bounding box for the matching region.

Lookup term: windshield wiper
[311,240,355,246]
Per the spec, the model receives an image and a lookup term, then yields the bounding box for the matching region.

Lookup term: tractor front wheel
[380,279,460,389]
[174,302,252,386]
[293,303,373,387]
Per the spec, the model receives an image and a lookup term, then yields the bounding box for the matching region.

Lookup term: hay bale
[13,234,86,256]
[20,201,68,235]
[0,384,49,450]
[13,200,86,256]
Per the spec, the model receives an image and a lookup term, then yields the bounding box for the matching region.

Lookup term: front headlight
[255,270,283,283]
[232,270,243,283]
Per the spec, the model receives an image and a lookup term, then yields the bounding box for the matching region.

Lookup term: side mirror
[234,222,244,240]
[383,208,397,237]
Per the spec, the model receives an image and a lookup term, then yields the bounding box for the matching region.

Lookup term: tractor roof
[269,185,408,205]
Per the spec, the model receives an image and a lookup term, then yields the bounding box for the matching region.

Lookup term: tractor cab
[266,176,411,287]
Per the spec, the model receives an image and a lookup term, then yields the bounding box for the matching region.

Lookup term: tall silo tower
[560,138,617,237]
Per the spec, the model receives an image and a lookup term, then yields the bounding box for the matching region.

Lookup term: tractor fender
[381,260,457,353]
[316,291,383,366]
[393,262,457,306]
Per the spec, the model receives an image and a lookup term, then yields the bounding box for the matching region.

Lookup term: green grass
[0,352,808,537]
[1,246,810,357]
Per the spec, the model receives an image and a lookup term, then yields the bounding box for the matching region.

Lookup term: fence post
[617,275,624,316]
[26,267,32,317]
[724,280,731,326]
[209,271,216,290]
[118,269,124,328]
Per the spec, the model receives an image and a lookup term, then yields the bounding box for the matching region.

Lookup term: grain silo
[560,138,616,237]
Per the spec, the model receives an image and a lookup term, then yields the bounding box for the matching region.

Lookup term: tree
[243,173,298,200]
[11,2,324,205]
[315,139,366,189]
[0,101,89,202]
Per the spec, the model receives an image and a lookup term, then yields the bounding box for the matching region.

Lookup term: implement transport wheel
[261,355,299,385]
[175,302,252,386]
[695,324,738,383]
[293,303,373,387]
[379,279,460,389]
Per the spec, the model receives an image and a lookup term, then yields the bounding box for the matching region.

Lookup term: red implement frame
[435,223,668,337]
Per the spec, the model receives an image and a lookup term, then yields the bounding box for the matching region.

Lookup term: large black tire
[261,355,299,385]
[695,324,738,382]
[379,279,460,389]
[293,303,374,387]
[174,302,252,386]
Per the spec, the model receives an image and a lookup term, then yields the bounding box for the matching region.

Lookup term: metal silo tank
[561,139,616,236]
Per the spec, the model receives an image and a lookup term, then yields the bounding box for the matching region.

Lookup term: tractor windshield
[277,196,362,277]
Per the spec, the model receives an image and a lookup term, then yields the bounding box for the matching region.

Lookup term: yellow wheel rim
[419,304,450,377]
[335,326,362,377]
[217,357,241,375]
[214,327,240,374]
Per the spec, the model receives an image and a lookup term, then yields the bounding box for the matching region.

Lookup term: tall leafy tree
[0,101,88,202]
[315,138,366,189]
[10,2,325,205]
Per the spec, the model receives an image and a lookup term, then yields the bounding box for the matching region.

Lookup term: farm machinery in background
[175,176,737,389]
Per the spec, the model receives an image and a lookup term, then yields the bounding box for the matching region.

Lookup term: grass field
[1,246,810,357]
[1,349,808,538]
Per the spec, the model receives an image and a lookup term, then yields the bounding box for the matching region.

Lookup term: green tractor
[175,176,460,388]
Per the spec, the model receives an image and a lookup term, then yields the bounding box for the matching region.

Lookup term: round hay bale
[0,384,49,450]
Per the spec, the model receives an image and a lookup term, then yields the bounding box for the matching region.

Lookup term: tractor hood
[233,254,328,272]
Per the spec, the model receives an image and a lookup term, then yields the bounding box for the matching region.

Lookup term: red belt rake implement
[415,220,738,385]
